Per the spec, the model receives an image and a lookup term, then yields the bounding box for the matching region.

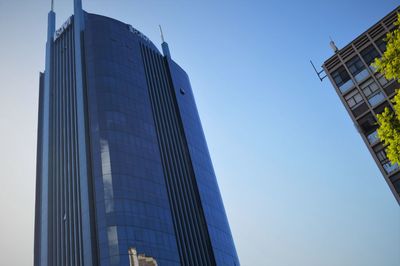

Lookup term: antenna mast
[310,60,327,82]
[329,36,339,53]
[51,0,54,11]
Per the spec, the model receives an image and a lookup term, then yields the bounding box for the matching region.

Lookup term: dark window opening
[331,66,353,93]
[346,55,369,82]
[375,37,387,53]
[346,56,366,76]
[360,45,380,65]
[357,112,377,135]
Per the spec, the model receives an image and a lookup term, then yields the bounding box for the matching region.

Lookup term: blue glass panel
[84,13,180,265]
[368,92,385,106]
[367,130,379,145]
[383,162,399,174]
[354,68,370,83]
[339,79,354,93]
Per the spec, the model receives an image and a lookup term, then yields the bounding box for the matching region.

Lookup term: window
[360,78,380,97]
[367,130,379,145]
[345,89,364,109]
[376,149,399,174]
[107,226,119,257]
[375,38,386,53]
[394,179,400,194]
[360,45,379,73]
[384,162,398,174]
[357,112,376,134]
[361,45,380,66]
[361,79,384,107]
[376,73,389,86]
[332,66,354,93]
[346,56,369,82]
[376,149,386,162]
[368,92,385,106]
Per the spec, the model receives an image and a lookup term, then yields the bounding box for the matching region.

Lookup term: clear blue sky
[0,0,399,265]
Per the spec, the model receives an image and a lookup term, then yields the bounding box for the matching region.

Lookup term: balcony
[339,79,355,93]
[354,68,370,83]
[368,92,385,107]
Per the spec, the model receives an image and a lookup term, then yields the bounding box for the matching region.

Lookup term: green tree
[374,13,400,164]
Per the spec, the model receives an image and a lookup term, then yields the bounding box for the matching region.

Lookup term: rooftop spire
[159,25,165,43]
[74,0,84,29]
[74,0,83,15]
[51,0,54,11]
[159,25,171,58]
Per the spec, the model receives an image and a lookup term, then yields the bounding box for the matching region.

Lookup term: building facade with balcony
[323,6,400,205]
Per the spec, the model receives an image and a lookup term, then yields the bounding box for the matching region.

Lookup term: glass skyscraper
[34,1,239,265]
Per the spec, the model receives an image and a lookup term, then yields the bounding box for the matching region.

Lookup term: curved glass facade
[167,59,239,265]
[84,13,181,265]
[35,7,239,266]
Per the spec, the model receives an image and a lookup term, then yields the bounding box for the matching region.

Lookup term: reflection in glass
[354,68,370,83]
[129,247,158,266]
[383,162,399,174]
[339,79,354,93]
[368,92,385,107]
[367,130,379,145]
[108,226,119,264]
[101,139,114,213]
